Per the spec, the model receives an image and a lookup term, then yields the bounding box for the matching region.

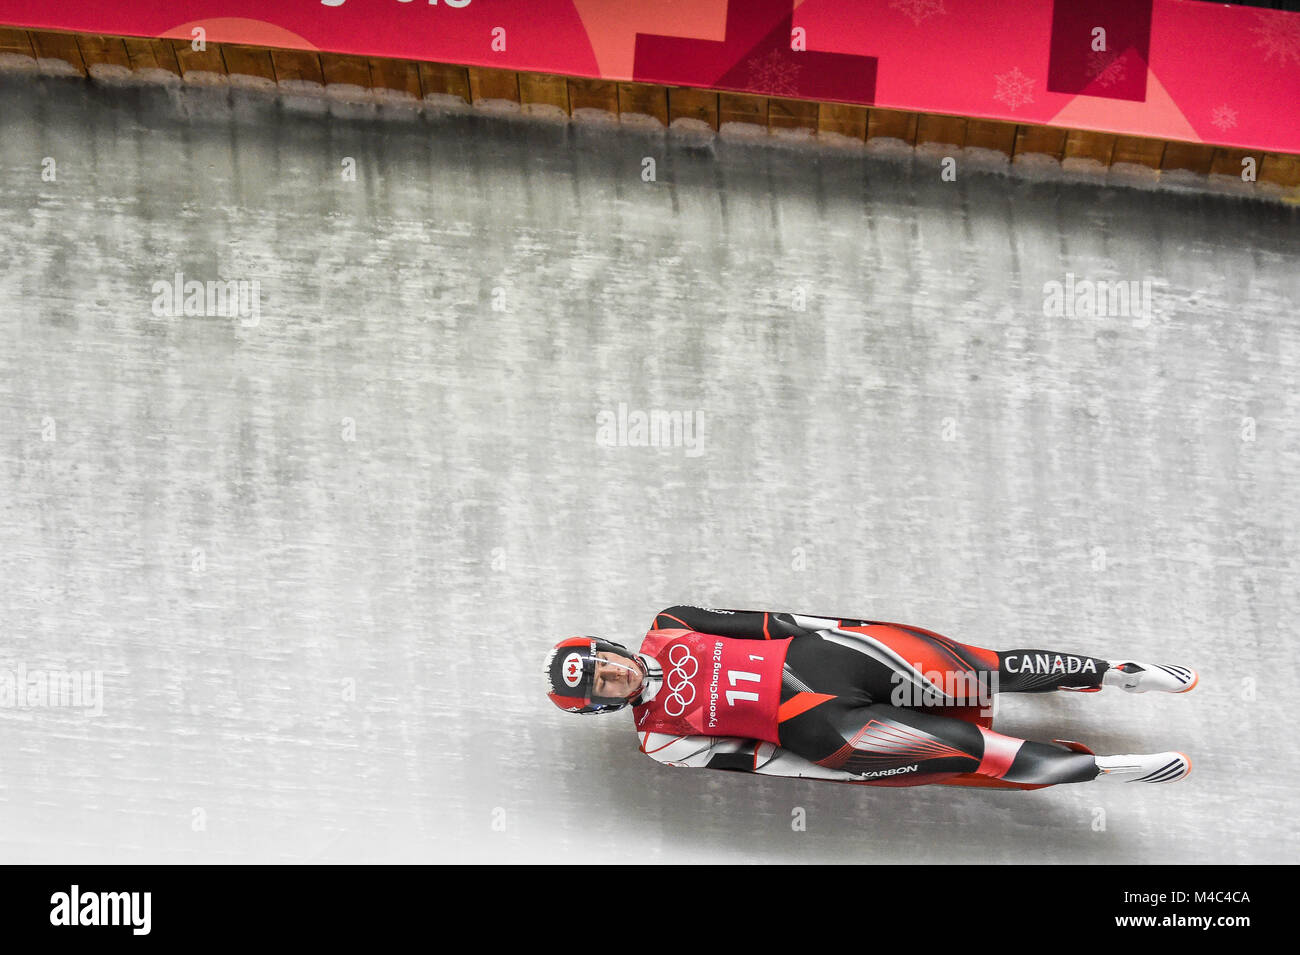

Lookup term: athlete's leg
[994,648,1109,692]
[864,621,1112,693]
[777,697,1101,786]
[862,621,1195,695]
[784,626,1110,702]
[990,647,1198,694]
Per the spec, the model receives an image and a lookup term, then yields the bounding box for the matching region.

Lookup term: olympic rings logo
[663,644,699,717]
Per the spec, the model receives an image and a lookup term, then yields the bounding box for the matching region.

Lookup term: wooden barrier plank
[1259,153,1300,188]
[1063,129,1116,165]
[768,97,818,135]
[74,34,131,74]
[468,66,520,105]
[0,26,35,57]
[1013,124,1068,159]
[29,30,87,75]
[271,48,325,86]
[818,102,868,142]
[916,113,967,149]
[1161,141,1215,175]
[718,91,767,129]
[668,87,718,130]
[1209,147,1265,180]
[419,63,471,103]
[866,107,918,145]
[320,53,371,89]
[617,82,668,125]
[122,38,181,77]
[170,38,226,80]
[567,77,619,117]
[221,44,277,85]
[964,119,1017,156]
[1112,135,1165,168]
[368,58,421,99]
[519,72,570,115]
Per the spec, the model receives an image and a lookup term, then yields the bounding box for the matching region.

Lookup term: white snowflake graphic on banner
[1252,10,1300,65]
[1086,49,1127,88]
[890,0,947,26]
[1210,104,1238,131]
[993,67,1035,110]
[746,49,801,97]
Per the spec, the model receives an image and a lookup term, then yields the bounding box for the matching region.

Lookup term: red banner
[3,0,1297,153]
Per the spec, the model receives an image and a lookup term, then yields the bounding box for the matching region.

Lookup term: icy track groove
[0,77,1297,863]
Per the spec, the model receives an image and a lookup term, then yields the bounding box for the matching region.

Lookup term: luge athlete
[545,606,1197,789]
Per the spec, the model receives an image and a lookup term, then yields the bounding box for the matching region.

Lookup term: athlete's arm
[652,606,820,640]
[639,732,860,781]
[652,606,903,641]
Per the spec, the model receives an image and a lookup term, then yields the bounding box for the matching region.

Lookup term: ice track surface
[0,77,1297,863]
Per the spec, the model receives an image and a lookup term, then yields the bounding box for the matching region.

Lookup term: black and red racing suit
[631,606,1109,788]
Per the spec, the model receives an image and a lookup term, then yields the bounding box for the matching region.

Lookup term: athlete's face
[592,651,643,700]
